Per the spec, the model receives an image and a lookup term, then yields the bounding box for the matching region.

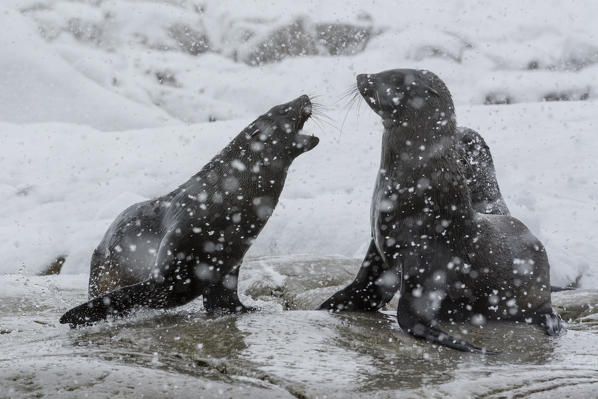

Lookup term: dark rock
[242,17,373,66]
[316,23,371,56]
[244,18,318,66]
[39,255,66,276]
[484,93,513,105]
[155,71,178,86]
[169,23,210,56]
[543,90,590,102]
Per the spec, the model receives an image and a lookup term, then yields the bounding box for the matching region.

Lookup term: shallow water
[1,256,597,398]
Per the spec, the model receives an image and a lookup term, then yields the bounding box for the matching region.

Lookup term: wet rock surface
[2,256,598,398]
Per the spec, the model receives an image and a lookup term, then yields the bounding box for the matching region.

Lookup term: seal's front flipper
[535,310,565,336]
[396,297,497,354]
[202,267,255,314]
[319,240,400,311]
[543,312,564,336]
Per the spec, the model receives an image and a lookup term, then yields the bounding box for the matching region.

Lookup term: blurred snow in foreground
[0,1,596,288]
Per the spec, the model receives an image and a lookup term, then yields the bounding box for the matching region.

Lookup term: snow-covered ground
[0,0,597,288]
[2,100,597,289]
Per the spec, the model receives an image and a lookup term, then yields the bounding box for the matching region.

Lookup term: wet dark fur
[319,69,562,353]
[61,95,319,327]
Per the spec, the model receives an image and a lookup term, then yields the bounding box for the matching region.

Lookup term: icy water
[1,256,597,398]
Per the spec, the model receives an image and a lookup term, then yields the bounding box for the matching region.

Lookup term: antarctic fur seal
[320,69,562,353]
[60,95,319,326]
[456,126,510,216]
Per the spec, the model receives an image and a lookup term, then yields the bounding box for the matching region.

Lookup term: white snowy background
[1,0,597,288]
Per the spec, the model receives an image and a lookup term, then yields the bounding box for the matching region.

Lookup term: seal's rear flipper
[60,277,202,327]
[550,285,573,292]
[59,280,157,327]
[397,306,497,354]
[60,295,120,327]
[551,274,582,292]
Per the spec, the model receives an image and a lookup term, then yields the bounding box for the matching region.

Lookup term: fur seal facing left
[60,95,319,327]
[320,69,562,353]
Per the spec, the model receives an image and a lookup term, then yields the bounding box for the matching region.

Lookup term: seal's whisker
[312,109,335,123]
[310,101,332,113]
[340,91,362,135]
[312,114,339,132]
[355,93,364,119]
[341,90,362,111]
[337,86,360,104]
[309,102,336,127]
[309,117,327,134]
[337,84,359,100]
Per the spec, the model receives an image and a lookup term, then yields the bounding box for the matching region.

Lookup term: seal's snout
[296,94,312,117]
[290,95,318,154]
[356,73,381,106]
[297,94,311,107]
[356,73,368,85]
[293,94,312,130]
[261,95,319,156]
[356,73,373,92]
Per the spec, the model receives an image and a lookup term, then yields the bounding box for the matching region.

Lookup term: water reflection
[1,265,598,398]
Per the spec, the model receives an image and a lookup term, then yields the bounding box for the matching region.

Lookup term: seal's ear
[425,86,440,97]
[250,119,277,138]
[249,128,261,137]
[244,123,261,137]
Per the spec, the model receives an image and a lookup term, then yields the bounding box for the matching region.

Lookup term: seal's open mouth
[294,97,319,152]
[295,100,312,132]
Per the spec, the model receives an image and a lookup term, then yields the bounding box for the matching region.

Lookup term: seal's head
[246,95,319,164]
[356,69,455,132]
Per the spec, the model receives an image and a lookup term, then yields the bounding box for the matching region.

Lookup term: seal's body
[320,70,562,352]
[61,95,319,326]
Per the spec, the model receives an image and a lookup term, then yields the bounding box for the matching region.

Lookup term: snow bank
[3,0,596,126]
[0,7,175,130]
[1,100,596,288]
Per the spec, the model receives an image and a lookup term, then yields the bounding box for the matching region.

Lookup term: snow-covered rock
[2,0,594,125]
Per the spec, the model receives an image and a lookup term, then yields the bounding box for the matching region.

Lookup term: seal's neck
[376,119,474,222]
[380,120,455,169]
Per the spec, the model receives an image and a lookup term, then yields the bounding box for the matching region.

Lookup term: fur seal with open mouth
[60,95,319,327]
[319,69,562,353]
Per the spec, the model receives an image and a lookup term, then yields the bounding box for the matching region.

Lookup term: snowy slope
[0,8,175,130]
[1,100,596,288]
[3,0,597,127]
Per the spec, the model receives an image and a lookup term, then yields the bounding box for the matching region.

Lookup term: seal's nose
[298,94,310,103]
[294,95,311,116]
[293,94,310,108]
[356,73,375,92]
[356,74,367,86]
